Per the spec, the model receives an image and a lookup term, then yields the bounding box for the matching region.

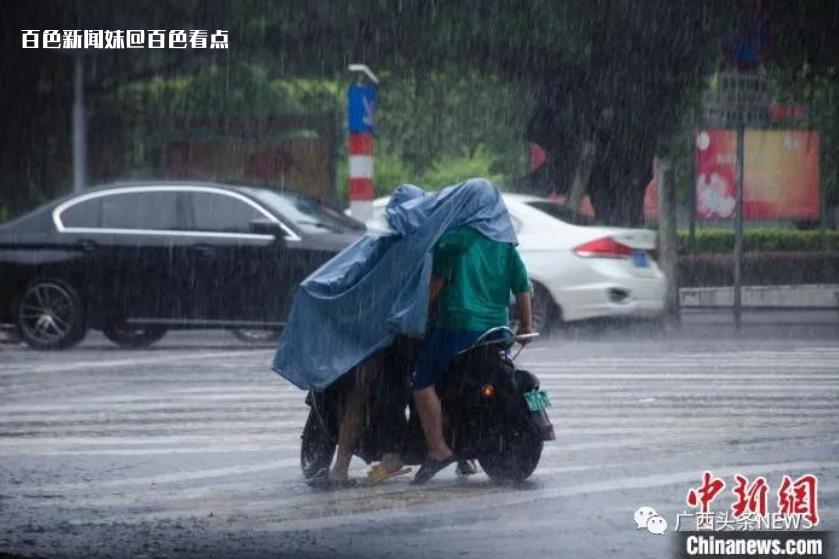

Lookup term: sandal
[411,454,457,485]
[362,464,412,486]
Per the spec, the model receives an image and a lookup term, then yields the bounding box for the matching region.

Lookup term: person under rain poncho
[272,177,519,391]
[272,178,532,485]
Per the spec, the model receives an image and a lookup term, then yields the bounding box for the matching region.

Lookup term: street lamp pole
[733,125,745,331]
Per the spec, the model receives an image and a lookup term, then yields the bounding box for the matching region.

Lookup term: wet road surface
[1,329,838,558]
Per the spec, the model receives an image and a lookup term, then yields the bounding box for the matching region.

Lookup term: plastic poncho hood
[272,178,517,390]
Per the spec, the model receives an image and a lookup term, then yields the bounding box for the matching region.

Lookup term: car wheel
[510,283,557,335]
[102,323,167,348]
[230,328,282,345]
[16,279,87,350]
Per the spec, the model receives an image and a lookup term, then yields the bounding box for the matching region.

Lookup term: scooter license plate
[524,390,552,412]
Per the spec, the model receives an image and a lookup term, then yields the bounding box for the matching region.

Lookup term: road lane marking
[0,444,295,458]
[2,415,836,438]
[528,374,839,380]
[0,398,305,413]
[0,350,273,377]
[0,434,291,447]
[243,461,839,533]
[2,403,835,424]
[85,460,839,527]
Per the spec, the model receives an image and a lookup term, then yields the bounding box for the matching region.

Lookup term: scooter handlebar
[460,331,540,354]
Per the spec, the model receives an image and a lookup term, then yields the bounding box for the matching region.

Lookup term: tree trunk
[566,139,596,212]
[656,157,680,328]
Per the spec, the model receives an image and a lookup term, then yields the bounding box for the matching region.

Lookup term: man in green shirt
[411,226,533,484]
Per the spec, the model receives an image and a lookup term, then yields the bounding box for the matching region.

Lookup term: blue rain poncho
[272,178,517,390]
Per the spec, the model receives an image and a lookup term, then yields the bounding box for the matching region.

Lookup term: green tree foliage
[109,63,528,202]
[3,0,839,226]
[229,0,715,224]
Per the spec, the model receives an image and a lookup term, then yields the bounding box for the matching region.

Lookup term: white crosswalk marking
[1,340,837,537]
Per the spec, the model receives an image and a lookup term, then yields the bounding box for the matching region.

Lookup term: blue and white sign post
[348,84,377,134]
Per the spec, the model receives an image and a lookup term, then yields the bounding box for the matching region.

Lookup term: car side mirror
[249,219,286,238]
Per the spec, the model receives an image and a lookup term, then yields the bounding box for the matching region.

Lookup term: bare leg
[330,380,365,481]
[413,386,453,461]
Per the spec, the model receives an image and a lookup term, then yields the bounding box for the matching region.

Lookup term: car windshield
[525,200,598,226]
[242,188,365,235]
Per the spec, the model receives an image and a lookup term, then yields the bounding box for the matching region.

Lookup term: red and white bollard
[348,131,374,221]
[347,64,378,222]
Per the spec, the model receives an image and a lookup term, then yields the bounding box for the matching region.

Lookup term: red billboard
[695,129,820,220]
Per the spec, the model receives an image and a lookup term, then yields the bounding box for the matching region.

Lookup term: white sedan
[356,193,665,331]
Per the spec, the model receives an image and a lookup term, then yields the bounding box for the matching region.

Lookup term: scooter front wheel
[478,427,543,483]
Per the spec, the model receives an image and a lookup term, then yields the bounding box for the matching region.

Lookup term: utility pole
[701,71,769,332]
[733,126,745,331]
[657,158,680,329]
[72,52,87,193]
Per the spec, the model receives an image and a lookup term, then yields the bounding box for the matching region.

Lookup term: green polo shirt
[432,227,531,331]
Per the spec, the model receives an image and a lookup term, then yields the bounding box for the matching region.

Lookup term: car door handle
[78,239,98,252]
[191,244,216,257]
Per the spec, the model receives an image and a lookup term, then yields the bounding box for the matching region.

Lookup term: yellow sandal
[362,464,412,486]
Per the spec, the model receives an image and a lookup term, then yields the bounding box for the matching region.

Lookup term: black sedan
[0,181,365,349]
